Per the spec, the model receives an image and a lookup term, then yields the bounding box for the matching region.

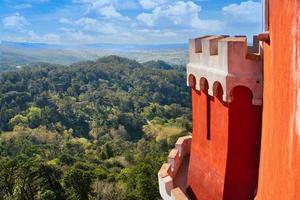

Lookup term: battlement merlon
[187,35,263,105]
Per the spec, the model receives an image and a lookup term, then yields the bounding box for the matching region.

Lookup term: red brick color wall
[187,85,262,200]
[255,1,300,199]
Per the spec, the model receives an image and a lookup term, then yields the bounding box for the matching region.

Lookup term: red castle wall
[255,0,300,199]
[187,81,262,200]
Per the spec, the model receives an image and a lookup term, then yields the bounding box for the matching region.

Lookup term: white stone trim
[187,36,263,105]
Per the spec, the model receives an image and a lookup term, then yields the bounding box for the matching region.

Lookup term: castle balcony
[158,136,192,200]
[187,35,262,105]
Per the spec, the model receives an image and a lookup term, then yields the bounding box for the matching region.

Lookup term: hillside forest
[0,56,191,200]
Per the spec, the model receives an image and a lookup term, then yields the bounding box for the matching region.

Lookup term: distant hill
[0,41,188,70]
[2,41,187,51]
[142,60,172,70]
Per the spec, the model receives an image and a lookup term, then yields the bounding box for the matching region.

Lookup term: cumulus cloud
[137,13,155,26]
[222,0,262,23]
[138,0,170,9]
[137,1,224,31]
[1,0,263,44]
[75,17,119,34]
[76,17,97,27]
[99,5,124,19]
[2,13,30,31]
[74,0,130,20]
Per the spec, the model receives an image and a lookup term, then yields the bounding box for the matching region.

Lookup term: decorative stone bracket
[187,35,263,105]
[158,136,192,200]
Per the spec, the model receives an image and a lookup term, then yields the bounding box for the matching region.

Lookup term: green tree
[122,162,161,200]
[9,114,28,128]
[0,56,191,200]
[26,106,42,128]
[35,164,65,200]
[63,167,94,200]
[0,158,17,198]
[142,103,165,120]
[41,190,56,200]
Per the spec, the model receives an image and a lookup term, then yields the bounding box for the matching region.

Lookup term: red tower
[158,1,300,199]
[158,36,263,200]
[186,36,262,200]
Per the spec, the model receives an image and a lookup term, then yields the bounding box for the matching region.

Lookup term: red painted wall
[187,85,262,200]
[255,1,300,199]
[187,87,228,200]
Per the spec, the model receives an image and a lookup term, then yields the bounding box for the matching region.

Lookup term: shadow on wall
[224,86,262,200]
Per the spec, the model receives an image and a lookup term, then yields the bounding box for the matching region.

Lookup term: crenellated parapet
[158,136,192,200]
[187,35,263,105]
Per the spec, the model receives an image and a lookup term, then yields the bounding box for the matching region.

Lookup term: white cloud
[137,13,155,26]
[137,1,224,31]
[139,0,169,9]
[76,17,97,26]
[60,27,75,32]
[32,0,49,3]
[222,1,262,23]
[99,5,123,19]
[63,31,96,43]
[28,31,61,43]
[74,0,130,20]
[118,1,140,10]
[1,0,262,44]
[59,18,73,24]
[42,34,61,43]
[2,13,30,31]
[136,29,177,37]
[75,17,119,34]
[13,4,32,9]
[73,0,139,10]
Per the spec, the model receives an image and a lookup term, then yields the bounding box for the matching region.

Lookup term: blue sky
[0,0,262,44]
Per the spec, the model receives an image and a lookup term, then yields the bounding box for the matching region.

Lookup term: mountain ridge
[1,41,188,68]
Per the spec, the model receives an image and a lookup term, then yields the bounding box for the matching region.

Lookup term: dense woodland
[0,56,191,200]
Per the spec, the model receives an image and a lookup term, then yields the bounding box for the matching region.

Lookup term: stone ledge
[158,136,192,200]
[171,188,189,200]
[176,136,192,157]
[159,163,172,178]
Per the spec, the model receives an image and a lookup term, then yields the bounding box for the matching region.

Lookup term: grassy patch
[143,124,185,142]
